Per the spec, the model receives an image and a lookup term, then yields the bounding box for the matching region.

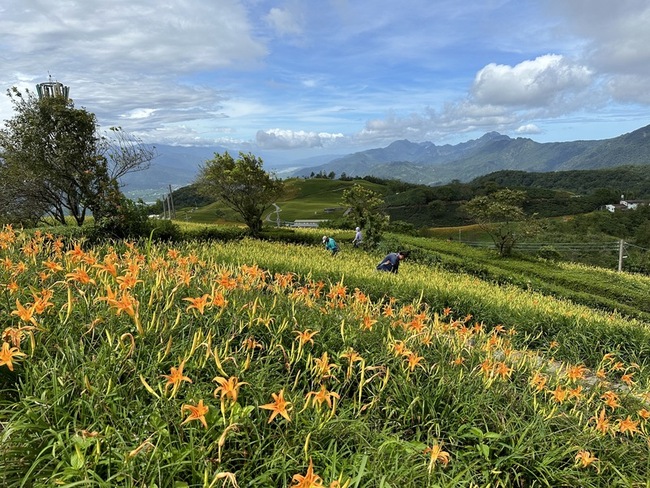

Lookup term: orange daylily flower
[32,290,54,314]
[313,352,338,380]
[94,258,118,277]
[610,361,625,372]
[6,281,19,294]
[294,328,319,347]
[260,389,292,423]
[292,458,323,488]
[601,391,620,410]
[620,373,635,387]
[382,303,395,317]
[184,294,212,314]
[340,348,363,378]
[589,408,610,434]
[405,352,424,372]
[10,299,38,326]
[14,261,28,274]
[2,327,26,348]
[530,372,547,392]
[391,340,409,357]
[66,267,96,285]
[177,269,192,286]
[480,359,493,377]
[568,386,583,400]
[162,360,192,397]
[451,356,465,366]
[0,341,27,371]
[424,441,450,474]
[638,408,650,420]
[66,243,87,262]
[305,385,340,410]
[213,376,247,405]
[181,399,209,428]
[219,271,238,290]
[326,284,347,301]
[618,416,639,436]
[353,288,368,304]
[117,273,142,290]
[575,450,598,468]
[361,315,377,331]
[112,292,138,318]
[493,361,512,379]
[566,364,588,382]
[551,385,568,404]
[212,291,228,308]
[43,260,64,272]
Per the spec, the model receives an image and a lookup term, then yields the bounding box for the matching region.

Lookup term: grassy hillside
[172,178,387,225]
[2,227,650,486]
[158,168,644,230]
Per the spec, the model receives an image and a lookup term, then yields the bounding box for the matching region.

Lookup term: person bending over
[376,250,409,273]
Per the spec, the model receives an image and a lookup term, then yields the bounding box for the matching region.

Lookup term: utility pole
[618,239,625,272]
[168,185,175,220]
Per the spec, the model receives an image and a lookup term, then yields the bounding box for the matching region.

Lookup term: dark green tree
[341,184,389,248]
[0,87,154,226]
[196,152,284,236]
[463,188,537,256]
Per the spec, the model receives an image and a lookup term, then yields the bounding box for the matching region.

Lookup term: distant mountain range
[290,124,650,185]
[119,144,224,196]
[120,124,650,196]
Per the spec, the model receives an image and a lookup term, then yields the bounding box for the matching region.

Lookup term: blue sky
[2,0,650,166]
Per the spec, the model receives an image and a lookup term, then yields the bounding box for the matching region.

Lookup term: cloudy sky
[2,0,650,164]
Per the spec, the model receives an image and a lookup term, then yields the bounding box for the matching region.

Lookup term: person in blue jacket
[376,250,409,273]
[322,235,339,255]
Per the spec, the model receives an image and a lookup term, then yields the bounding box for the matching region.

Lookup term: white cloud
[2,0,649,155]
[256,128,344,149]
[471,54,592,107]
[122,109,157,120]
[265,7,304,36]
[548,0,650,102]
[0,0,270,145]
[515,124,542,135]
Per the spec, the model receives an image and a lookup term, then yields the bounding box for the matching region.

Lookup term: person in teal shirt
[322,235,339,255]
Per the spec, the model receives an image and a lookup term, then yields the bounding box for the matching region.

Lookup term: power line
[463,241,621,252]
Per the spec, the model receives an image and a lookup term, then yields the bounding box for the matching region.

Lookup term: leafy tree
[196,152,284,236]
[0,87,154,226]
[463,188,536,256]
[341,184,389,248]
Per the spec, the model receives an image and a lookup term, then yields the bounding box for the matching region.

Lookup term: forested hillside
[472,165,650,198]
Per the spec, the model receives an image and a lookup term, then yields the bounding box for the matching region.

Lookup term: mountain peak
[479,131,508,141]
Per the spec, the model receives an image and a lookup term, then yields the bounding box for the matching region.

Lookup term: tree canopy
[463,188,536,256]
[0,87,154,227]
[195,152,284,235]
[341,184,389,248]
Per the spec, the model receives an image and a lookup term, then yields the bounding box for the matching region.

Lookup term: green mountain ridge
[291,124,650,184]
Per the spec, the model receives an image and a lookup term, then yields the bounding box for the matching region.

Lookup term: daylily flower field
[1,225,650,487]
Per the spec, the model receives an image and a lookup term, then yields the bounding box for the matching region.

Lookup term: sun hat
[322,236,327,242]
